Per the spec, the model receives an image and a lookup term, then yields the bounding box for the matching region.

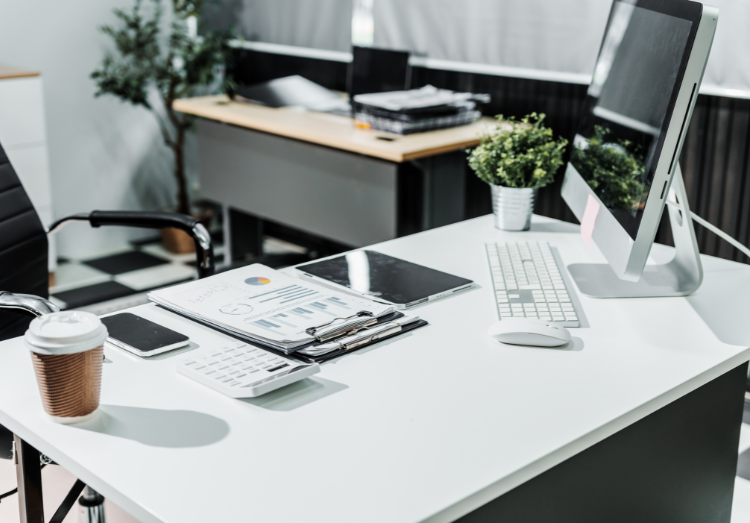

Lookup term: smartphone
[101,313,189,357]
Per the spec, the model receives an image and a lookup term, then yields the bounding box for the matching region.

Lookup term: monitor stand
[567,164,703,298]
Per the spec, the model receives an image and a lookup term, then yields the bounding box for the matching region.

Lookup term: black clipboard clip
[306,311,377,342]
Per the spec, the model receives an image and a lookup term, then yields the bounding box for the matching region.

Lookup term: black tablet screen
[299,251,472,305]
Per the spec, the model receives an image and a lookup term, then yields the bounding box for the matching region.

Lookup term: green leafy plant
[570,126,646,211]
[468,113,568,189]
[91,0,233,215]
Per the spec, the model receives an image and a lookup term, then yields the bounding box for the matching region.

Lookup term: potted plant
[91,0,233,253]
[468,113,568,231]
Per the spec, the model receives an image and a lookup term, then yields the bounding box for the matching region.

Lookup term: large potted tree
[91,0,233,252]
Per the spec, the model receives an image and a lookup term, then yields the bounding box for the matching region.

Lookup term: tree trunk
[173,125,190,216]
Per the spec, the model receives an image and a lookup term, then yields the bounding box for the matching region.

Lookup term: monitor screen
[348,46,411,99]
[569,1,693,239]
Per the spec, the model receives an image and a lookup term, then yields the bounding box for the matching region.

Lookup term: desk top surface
[0,65,39,80]
[1,215,749,523]
[173,95,498,162]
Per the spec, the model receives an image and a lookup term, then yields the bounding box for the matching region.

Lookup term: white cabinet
[0,69,55,272]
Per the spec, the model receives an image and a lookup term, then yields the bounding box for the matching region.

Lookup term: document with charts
[148,264,393,352]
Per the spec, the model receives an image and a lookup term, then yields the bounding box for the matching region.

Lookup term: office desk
[174,95,497,260]
[1,215,749,523]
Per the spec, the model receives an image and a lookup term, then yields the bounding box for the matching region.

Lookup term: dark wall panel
[228,49,349,92]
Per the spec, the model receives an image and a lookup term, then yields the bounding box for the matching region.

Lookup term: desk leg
[222,204,232,266]
[13,435,44,523]
[223,205,264,265]
[414,151,467,231]
[79,486,106,523]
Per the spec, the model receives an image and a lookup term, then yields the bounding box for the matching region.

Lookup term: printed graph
[245,277,272,286]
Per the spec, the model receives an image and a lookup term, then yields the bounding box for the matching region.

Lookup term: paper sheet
[149,264,393,351]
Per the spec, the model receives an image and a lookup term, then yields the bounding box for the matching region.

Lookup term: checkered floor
[49,236,306,315]
[49,239,219,314]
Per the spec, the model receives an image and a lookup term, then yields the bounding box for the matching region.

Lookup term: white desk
[1,215,749,523]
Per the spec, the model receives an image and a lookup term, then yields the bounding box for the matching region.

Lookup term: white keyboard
[486,242,581,328]
[177,342,320,398]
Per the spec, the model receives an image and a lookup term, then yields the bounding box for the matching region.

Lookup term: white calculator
[177,342,320,398]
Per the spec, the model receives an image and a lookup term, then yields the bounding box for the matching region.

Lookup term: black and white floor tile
[49,241,212,314]
[49,236,306,316]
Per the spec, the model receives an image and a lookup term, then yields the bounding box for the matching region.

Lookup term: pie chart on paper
[245,277,271,286]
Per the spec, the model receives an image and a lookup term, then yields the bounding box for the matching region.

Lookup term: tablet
[298,250,473,309]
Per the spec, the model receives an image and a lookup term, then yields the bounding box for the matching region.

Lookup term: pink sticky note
[580,195,600,249]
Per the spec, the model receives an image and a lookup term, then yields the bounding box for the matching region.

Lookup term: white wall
[0,0,192,259]
[373,0,750,95]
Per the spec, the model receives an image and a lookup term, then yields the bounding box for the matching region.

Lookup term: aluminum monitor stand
[568,164,703,298]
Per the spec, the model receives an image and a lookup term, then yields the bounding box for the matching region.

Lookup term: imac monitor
[561,0,717,286]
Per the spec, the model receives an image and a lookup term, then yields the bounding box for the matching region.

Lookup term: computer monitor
[347,46,411,100]
[561,0,718,297]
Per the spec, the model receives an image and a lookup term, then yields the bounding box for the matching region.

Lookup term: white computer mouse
[488,318,572,347]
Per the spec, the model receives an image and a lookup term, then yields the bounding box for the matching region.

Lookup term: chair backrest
[0,141,48,341]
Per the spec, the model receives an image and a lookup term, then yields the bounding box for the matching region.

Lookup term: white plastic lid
[25,311,108,355]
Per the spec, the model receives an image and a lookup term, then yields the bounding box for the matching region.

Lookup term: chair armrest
[48,211,215,279]
[0,292,59,317]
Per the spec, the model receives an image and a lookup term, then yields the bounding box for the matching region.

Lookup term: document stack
[352,85,489,135]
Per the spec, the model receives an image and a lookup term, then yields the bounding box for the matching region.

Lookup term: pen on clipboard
[299,315,420,357]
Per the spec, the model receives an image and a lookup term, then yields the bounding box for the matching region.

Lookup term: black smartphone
[101,313,189,357]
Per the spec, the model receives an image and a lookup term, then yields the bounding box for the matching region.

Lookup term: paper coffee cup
[24,311,108,424]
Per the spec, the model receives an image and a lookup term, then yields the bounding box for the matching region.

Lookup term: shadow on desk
[529,221,580,234]
[687,264,750,347]
[74,406,230,448]
[242,377,348,412]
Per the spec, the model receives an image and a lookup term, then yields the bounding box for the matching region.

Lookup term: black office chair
[0,141,215,521]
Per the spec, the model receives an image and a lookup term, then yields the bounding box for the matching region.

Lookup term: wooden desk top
[174,95,500,162]
[0,65,39,80]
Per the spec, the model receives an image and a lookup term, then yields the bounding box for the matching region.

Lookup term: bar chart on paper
[256,297,359,336]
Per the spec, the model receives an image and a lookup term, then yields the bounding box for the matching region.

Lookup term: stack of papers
[352,85,489,134]
[353,85,489,112]
[148,264,393,353]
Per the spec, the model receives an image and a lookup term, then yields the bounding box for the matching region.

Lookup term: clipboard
[158,305,428,364]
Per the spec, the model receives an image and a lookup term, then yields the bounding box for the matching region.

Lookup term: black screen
[299,250,473,305]
[569,1,694,238]
[348,46,411,99]
[101,313,189,353]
